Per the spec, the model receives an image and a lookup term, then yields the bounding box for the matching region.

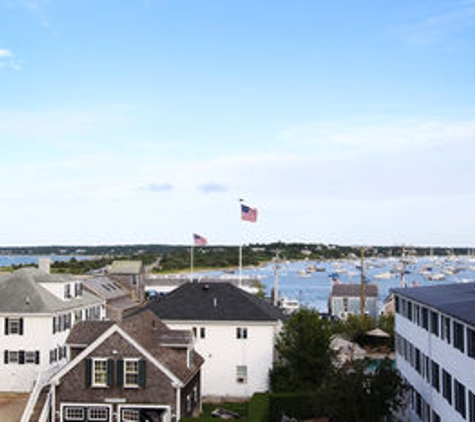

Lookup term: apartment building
[394,282,475,422]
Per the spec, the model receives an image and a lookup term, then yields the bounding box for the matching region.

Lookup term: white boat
[373,271,393,280]
[279,297,300,314]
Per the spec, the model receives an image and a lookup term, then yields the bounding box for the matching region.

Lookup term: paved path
[0,393,29,422]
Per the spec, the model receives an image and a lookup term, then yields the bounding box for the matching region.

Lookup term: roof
[145,282,285,322]
[330,283,378,298]
[0,268,103,314]
[393,282,475,327]
[82,276,129,300]
[66,310,203,383]
[109,261,143,275]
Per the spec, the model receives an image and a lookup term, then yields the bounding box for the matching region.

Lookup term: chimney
[38,258,51,274]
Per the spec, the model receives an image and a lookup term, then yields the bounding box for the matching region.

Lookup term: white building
[394,282,475,422]
[0,268,105,392]
[147,282,284,399]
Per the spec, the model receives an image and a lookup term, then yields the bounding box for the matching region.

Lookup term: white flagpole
[239,199,243,287]
[190,244,194,281]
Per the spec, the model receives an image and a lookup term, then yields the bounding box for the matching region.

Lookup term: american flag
[193,233,208,246]
[241,204,257,223]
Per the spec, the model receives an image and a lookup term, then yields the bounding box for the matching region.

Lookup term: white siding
[164,320,280,398]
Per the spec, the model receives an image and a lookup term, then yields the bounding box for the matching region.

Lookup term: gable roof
[64,310,203,384]
[330,283,378,298]
[0,268,103,314]
[146,282,285,322]
[393,282,475,327]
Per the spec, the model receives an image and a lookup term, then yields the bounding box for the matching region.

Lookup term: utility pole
[272,250,281,307]
[360,246,366,317]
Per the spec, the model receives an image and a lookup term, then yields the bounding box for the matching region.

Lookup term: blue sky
[1,0,475,247]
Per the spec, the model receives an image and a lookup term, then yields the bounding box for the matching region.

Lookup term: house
[108,261,145,302]
[328,283,379,319]
[48,310,203,422]
[393,282,475,422]
[146,282,285,399]
[0,268,105,392]
[82,276,140,321]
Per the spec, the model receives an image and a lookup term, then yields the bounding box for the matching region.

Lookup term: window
[421,308,429,330]
[64,284,71,299]
[75,282,82,297]
[468,328,475,358]
[236,327,248,339]
[124,359,139,387]
[6,351,19,364]
[430,311,439,336]
[469,390,475,422]
[93,359,108,387]
[64,407,85,421]
[200,327,206,339]
[407,301,413,321]
[236,365,247,384]
[343,297,349,311]
[414,304,420,325]
[443,370,452,404]
[454,321,465,353]
[431,361,440,392]
[395,296,400,313]
[5,317,23,335]
[122,409,139,422]
[432,411,441,422]
[441,316,451,343]
[186,394,192,413]
[455,379,467,418]
[88,407,109,421]
[415,349,421,374]
[25,351,39,364]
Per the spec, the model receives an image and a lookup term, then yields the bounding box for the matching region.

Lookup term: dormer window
[64,284,71,300]
[74,282,82,297]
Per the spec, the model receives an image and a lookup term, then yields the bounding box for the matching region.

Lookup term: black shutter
[85,358,92,387]
[4,350,8,364]
[116,359,124,388]
[4,318,9,335]
[107,359,115,387]
[138,359,146,388]
[19,318,24,335]
[35,351,40,365]
[19,351,25,365]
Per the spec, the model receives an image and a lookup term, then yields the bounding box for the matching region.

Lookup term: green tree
[319,359,407,422]
[270,308,333,392]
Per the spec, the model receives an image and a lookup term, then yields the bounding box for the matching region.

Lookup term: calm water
[0,255,92,267]
[224,257,475,312]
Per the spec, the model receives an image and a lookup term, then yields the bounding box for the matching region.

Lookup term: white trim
[117,405,171,422]
[162,319,280,326]
[51,325,183,386]
[60,403,113,422]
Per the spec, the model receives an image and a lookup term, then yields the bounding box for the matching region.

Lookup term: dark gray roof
[330,283,378,298]
[0,268,103,313]
[146,282,285,322]
[393,282,475,327]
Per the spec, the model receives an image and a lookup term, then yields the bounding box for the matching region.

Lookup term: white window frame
[8,317,21,334]
[236,365,247,384]
[122,409,139,422]
[92,358,108,387]
[88,406,109,421]
[124,359,139,388]
[8,351,19,364]
[64,406,85,421]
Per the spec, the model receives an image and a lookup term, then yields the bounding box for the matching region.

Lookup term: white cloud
[0,48,12,57]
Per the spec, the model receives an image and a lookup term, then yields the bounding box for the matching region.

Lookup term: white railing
[20,366,57,422]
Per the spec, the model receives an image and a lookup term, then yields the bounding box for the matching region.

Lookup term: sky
[1,0,475,247]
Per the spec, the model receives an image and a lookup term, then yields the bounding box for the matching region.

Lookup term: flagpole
[239,199,243,287]
[190,244,194,282]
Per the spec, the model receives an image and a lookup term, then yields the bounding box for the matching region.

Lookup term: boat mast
[360,246,365,317]
[401,246,406,289]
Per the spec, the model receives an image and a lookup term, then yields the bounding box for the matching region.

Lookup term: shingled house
[49,309,203,422]
[147,282,285,399]
[328,283,379,319]
[108,261,145,302]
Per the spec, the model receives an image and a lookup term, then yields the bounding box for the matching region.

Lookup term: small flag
[193,233,208,246]
[241,204,257,222]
